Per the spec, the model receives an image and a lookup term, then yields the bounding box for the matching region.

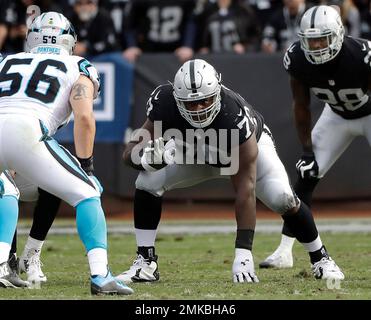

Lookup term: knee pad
[269,191,299,215]
[135,171,165,197]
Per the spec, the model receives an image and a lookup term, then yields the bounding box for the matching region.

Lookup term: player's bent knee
[14,174,39,202]
[269,192,298,215]
[135,172,165,197]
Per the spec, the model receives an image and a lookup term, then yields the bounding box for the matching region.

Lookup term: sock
[281,201,319,244]
[29,188,61,241]
[0,242,11,264]
[87,248,108,276]
[278,234,295,251]
[76,197,107,252]
[133,190,160,260]
[135,228,157,247]
[300,235,328,264]
[23,236,44,257]
[134,189,162,229]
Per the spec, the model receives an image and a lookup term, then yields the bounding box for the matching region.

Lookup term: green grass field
[1,221,371,300]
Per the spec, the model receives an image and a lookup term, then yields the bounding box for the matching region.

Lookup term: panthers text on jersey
[0,52,100,135]
[146,83,264,167]
[284,36,371,119]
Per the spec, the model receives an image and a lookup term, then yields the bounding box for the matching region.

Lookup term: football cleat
[311,257,345,280]
[19,249,47,283]
[7,254,30,288]
[0,261,28,288]
[259,248,293,269]
[91,271,134,295]
[116,254,159,283]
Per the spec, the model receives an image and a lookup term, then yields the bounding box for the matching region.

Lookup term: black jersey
[146,84,264,167]
[200,3,260,53]
[123,0,199,52]
[284,36,371,119]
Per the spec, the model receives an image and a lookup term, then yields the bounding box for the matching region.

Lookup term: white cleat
[311,257,345,280]
[19,250,47,284]
[116,254,159,284]
[259,248,293,269]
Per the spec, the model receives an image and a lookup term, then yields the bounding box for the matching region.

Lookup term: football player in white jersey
[0,12,133,295]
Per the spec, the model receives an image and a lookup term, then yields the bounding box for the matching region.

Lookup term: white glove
[232,248,259,283]
[141,137,176,172]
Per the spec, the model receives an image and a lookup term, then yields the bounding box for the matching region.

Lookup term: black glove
[77,155,94,176]
[295,151,319,179]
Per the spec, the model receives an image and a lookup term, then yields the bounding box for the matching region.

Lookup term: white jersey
[0,52,100,135]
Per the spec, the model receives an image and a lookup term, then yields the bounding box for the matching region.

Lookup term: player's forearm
[235,184,256,231]
[123,142,145,170]
[293,102,313,152]
[74,114,95,158]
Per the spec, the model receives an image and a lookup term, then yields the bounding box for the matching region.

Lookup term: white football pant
[136,125,298,214]
[0,115,100,206]
[312,104,371,177]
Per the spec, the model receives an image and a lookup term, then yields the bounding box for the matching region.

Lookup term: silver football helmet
[298,5,344,64]
[26,12,77,55]
[173,59,222,128]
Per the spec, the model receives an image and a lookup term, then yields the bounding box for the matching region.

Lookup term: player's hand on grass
[232,249,259,283]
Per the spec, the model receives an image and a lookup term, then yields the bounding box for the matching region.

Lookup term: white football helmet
[173,59,222,128]
[26,12,77,55]
[298,5,344,64]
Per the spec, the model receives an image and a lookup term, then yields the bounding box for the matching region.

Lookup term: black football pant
[282,176,320,237]
[10,188,61,257]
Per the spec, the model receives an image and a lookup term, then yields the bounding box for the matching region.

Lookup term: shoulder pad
[146,84,171,118]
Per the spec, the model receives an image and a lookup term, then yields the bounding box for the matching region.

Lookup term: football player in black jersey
[116,58,344,284]
[122,0,204,63]
[260,5,367,270]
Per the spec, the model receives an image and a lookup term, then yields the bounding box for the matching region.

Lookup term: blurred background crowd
[1,0,371,62]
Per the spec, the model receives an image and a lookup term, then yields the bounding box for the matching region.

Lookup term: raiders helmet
[298,5,344,64]
[173,59,222,128]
